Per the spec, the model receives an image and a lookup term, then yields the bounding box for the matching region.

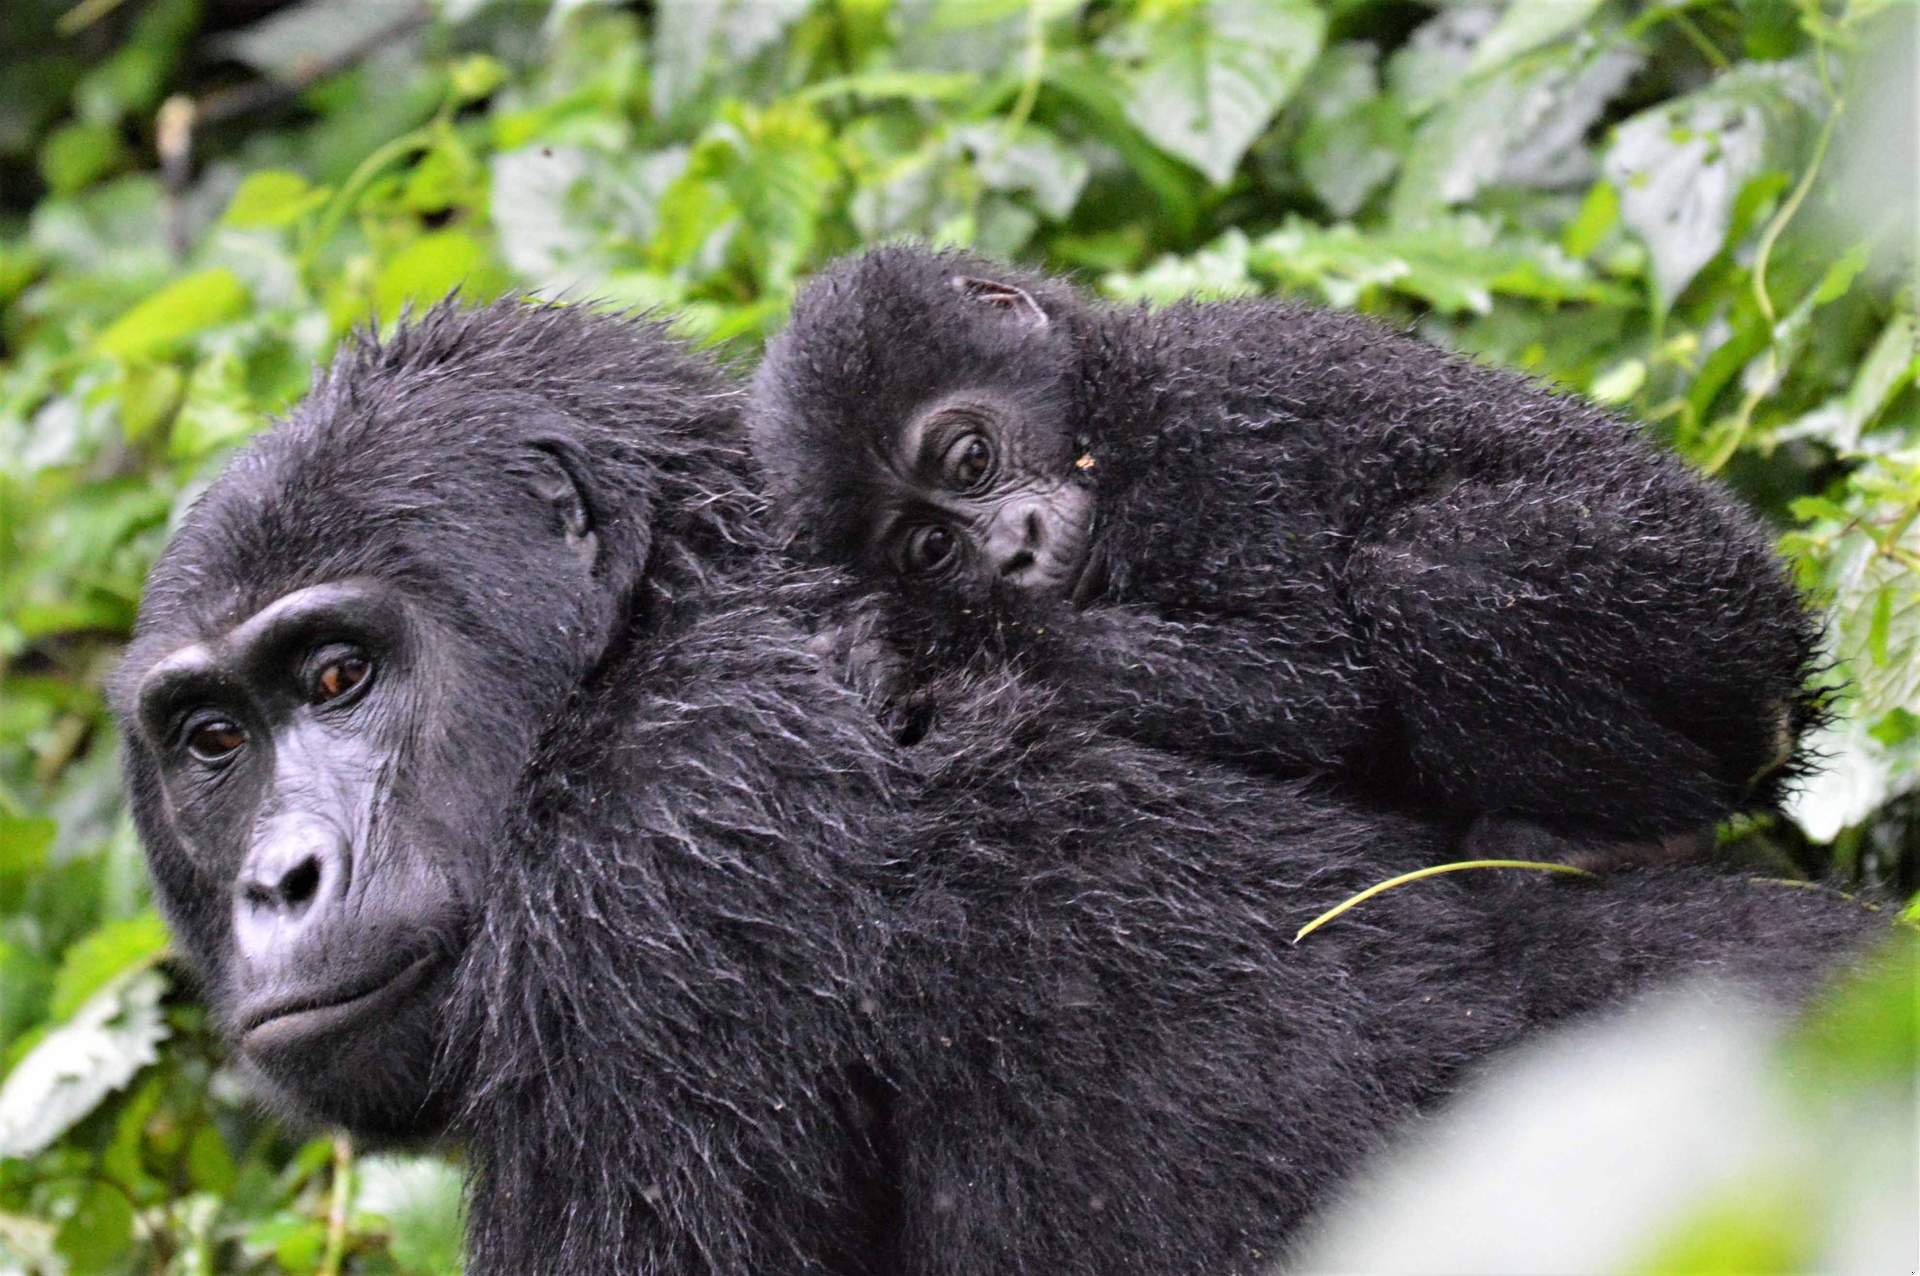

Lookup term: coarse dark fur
[749,246,1827,847]
[115,302,1887,1275]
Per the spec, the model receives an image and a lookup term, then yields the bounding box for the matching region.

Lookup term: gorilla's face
[126,579,480,1136]
[116,403,620,1141]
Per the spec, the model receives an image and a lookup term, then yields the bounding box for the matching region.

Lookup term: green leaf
[1467,0,1605,76]
[1602,61,1822,306]
[1102,229,1258,303]
[1839,313,1917,448]
[1104,0,1327,186]
[49,912,170,1021]
[1562,180,1619,258]
[651,0,809,118]
[39,122,126,196]
[54,1181,135,1275]
[1626,1178,1815,1276]
[355,1154,467,1275]
[1588,358,1646,405]
[796,70,981,104]
[95,269,249,360]
[0,816,56,877]
[372,231,500,323]
[221,170,330,229]
[0,969,170,1159]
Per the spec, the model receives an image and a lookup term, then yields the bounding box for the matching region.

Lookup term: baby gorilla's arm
[958,600,1391,778]
[1346,476,1811,838]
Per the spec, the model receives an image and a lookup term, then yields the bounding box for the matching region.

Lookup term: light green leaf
[954,126,1090,221]
[1602,61,1822,306]
[1101,229,1258,303]
[0,969,170,1159]
[796,70,981,104]
[95,269,249,360]
[1105,0,1327,186]
[1467,0,1605,76]
[55,1181,135,1274]
[49,911,170,1022]
[221,170,330,228]
[372,231,500,322]
[1839,313,1916,448]
[651,0,809,117]
[356,1154,467,1275]
[0,817,56,877]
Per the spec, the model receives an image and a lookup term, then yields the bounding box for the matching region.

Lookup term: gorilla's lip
[237,953,442,1051]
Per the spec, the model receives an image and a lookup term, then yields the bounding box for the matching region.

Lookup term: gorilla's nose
[989,503,1045,579]
[234,816,349,960]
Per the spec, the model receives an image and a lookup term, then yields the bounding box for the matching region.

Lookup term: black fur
[749,246,1826,843]
[116,302,1885,1275]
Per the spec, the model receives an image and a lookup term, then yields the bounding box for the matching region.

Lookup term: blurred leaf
[0,818,57,879]
[372,231,500,323]
[651,0,809,118]
[54,1180,135,1274]
[39,122,126,195]
[48,911,169,1021]
[1104,0,1327,186]
[1603,61,1822,306]
[1784,936,1920,1087]
[1467,0,1604,75]
[355,1154,467,1275]
[94,269,249,360]
[1626,1179,1815,1275]
[0,969,169,1158]
[221,170,330,229]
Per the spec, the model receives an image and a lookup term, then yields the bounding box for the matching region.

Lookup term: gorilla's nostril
[280,855,322,908]
[1001,550,1036,577]
[247,853,324,913]
[1024,511,1044,546]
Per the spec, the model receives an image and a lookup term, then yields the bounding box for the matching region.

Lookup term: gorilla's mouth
[238,952,443,1052]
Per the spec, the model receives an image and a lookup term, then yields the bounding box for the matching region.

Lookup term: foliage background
[0,0,1914,1271]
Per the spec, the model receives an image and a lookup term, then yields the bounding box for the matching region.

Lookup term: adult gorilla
[113,302,1884,1275]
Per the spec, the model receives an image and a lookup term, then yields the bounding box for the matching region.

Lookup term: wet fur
[123,303,1885,1275]
[749,247,1827,844]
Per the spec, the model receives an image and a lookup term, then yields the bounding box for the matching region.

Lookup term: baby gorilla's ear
[951,275,1049,330]
[527,440,599,569]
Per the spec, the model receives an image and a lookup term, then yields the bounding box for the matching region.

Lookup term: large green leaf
[0,969,169,1159]
[355,1154,467,1275]
[1602,61,1823,307]
[1104,0,1326,186]
[94,268,248,360]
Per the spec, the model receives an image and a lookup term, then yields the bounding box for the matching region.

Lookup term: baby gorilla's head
[750,246,1099,604]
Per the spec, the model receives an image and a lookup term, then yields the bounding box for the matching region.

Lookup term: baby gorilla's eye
[947,434,994,491]
[902,525,958,576]
[186,720,247,763]
[311,652,372,705]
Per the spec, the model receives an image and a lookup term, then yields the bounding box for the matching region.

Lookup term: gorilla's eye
[311,652,373,705]
[948,434,994,491]
[186,719,247,763]
[902,525,958,576]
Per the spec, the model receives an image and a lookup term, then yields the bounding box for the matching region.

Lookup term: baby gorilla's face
[865,391,1097,603]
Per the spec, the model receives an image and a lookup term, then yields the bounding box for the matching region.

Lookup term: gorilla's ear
[527,441,598,569]
[951,275,1049,330]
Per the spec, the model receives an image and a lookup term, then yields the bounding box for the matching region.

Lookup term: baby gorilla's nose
[989,504,1046,578]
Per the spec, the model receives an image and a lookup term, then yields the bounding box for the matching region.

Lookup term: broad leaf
[94,269,248,360]
[356,1154,468,1275]
[0,969,169,1159]
[1105,0,1326,186]
[1603,61,1821,306]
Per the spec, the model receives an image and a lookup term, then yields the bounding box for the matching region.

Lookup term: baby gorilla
[749,246,1823,852]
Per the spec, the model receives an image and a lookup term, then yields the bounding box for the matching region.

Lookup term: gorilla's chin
[234,955,462,1142]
